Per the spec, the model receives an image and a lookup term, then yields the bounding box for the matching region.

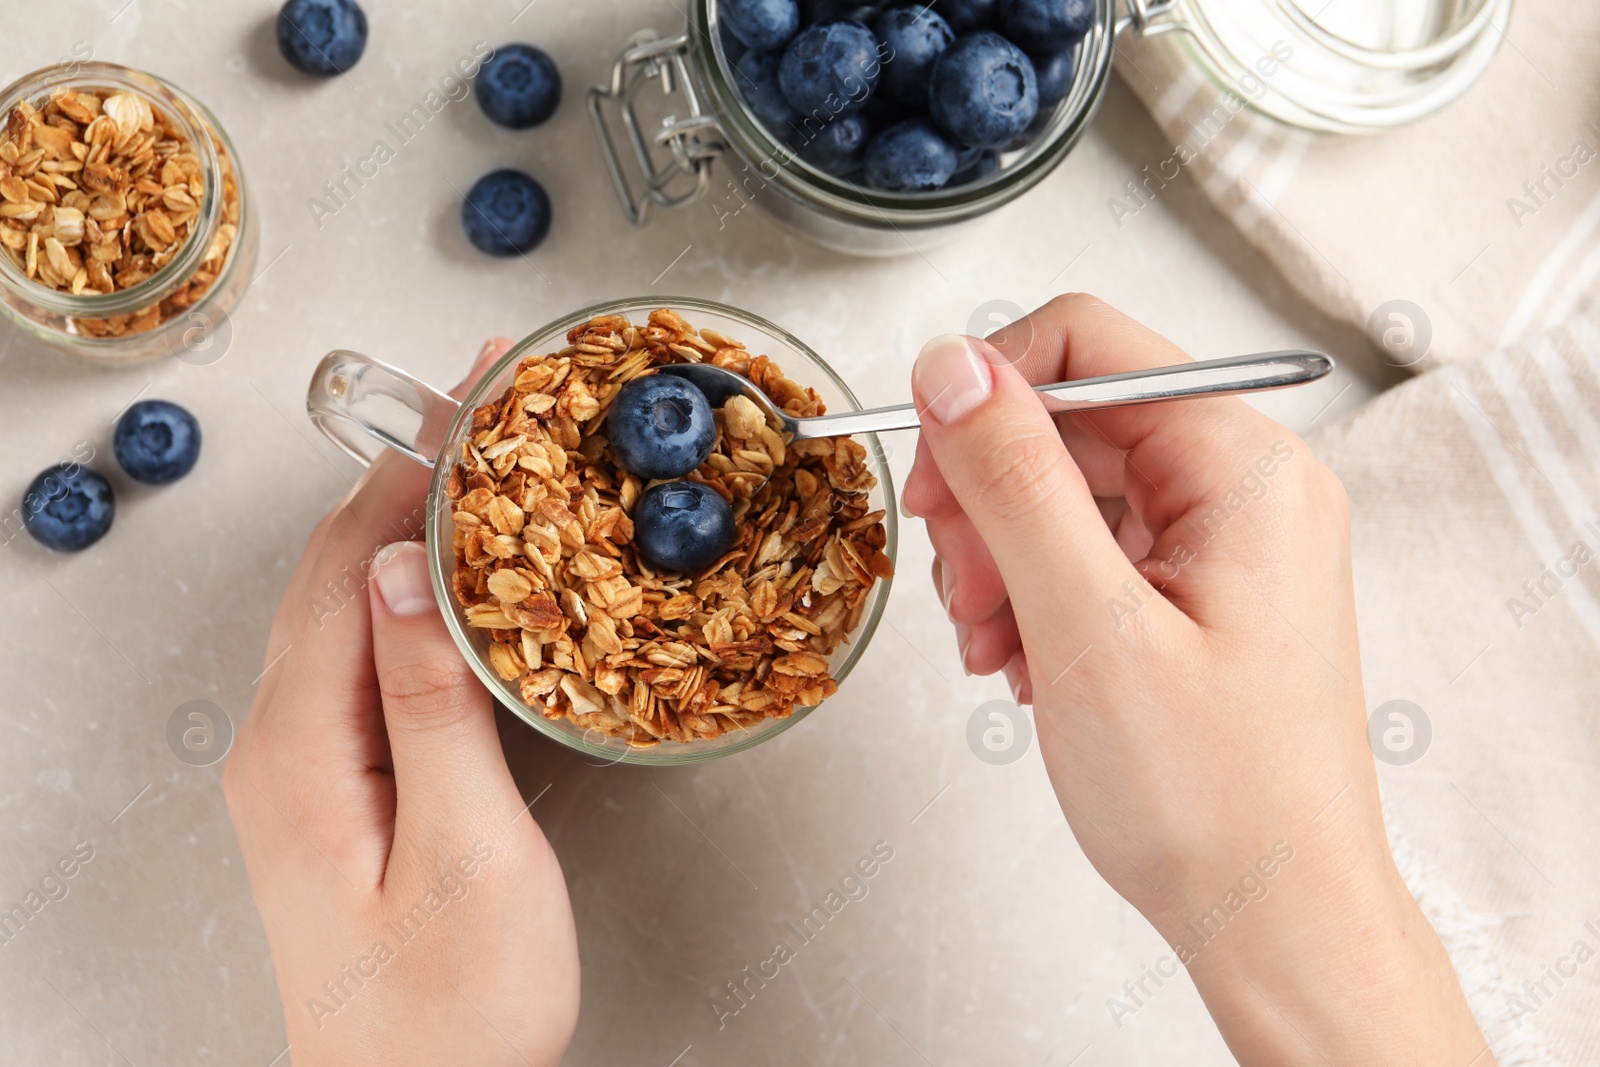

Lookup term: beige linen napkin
[1112,5,1600,1062]
[1305,293,1600,1064]
[1114,0,1600,370]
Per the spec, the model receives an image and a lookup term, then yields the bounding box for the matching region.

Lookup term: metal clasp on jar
[1116,0,1183,37]
[587,30,726,226]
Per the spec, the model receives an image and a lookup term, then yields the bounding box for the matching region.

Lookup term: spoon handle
[793,350,1335,440]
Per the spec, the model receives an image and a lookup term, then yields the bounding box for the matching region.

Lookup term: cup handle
[306,350,461,468]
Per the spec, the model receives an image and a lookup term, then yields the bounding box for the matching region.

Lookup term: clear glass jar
[590,0,1119,255]
[306,297,898,766]
[588,0,1508,253]
[1146,0,1514,132]
[0,62,256,363]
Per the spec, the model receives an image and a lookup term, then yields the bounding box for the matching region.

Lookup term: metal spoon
[662,350,1334,440]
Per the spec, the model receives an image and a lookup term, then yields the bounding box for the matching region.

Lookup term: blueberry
[949,149,1000,184]
[873,7,954,105]
[999,0,1093,51]
[779,21,882,119]
[802,0,887,23]
[114,400,202,485]
[276,0,368,77]
[461,169,552,257]
[475,44,561,130]
[22,464,115,553]
[864,117,959,191]
[928,31,1038,149]
[722,0,802,50]
[1031,48,1076,109]
[796,112,872,174]
[733,49,801,137]
[952,141,984,171]
[720,23,750,65]
[607,375,717,481]
[933,0,998,33]
[634,481,737,573]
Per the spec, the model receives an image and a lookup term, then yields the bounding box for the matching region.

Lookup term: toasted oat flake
[450,310,893,748]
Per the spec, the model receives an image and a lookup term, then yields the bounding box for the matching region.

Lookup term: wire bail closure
[587,30,726,226]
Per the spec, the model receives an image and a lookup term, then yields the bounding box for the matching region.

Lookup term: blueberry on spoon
[607,375,717,481]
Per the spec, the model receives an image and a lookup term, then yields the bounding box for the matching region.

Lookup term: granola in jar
[0,63,254,362]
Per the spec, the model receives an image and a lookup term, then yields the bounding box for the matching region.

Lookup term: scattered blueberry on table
[864,118,959,191]
[114,400,203,486]
[22,464,115,553]
[276,0,369,77]
[461,169,552,257]
[607,375,718,481]
[719,0,1092,192]
[475,44,562,130]
[633,481,737,573]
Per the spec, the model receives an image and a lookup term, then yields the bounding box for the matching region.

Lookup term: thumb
[912,334,1150,651]
[368,540,522,845]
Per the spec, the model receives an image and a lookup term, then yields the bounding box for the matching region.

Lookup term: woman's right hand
[903,295,1490,1065]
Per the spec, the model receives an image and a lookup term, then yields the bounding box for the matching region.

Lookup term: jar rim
[1167,0,1514,132]
[0,61,225,317]
[690,0,1118,228]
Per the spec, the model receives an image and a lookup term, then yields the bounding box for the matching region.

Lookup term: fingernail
[470,337,507,377]
[371,541,435,616]
[914,334,991,425]
[939,567,957,621]
[900,489,918,519]
[954,621,972,675]
[1003,659,1025,704]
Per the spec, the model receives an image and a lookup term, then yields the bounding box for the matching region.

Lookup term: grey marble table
[0,2,1399,1064]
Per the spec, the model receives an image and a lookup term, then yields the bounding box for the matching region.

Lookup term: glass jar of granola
[0,62,255,363]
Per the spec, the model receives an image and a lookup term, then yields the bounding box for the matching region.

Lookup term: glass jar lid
[1141,0,1513,133]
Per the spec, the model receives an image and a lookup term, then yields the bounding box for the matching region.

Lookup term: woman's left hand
[225,338,580,1067]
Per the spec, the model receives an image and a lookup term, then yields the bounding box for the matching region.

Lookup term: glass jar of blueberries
[588,0,1509,255]
[591,0,1118,255]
